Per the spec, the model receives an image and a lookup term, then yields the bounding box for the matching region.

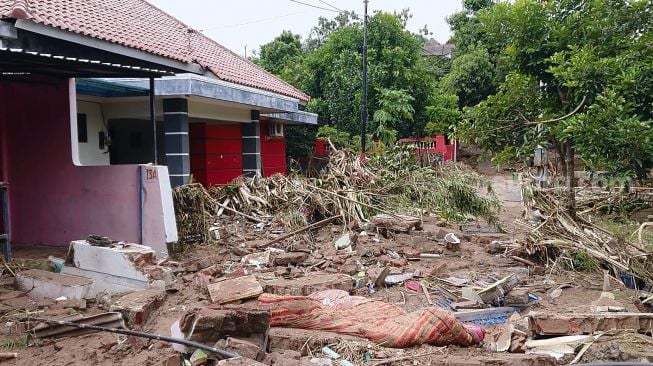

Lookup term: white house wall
[75,100,110,166]
[189,99,252,122]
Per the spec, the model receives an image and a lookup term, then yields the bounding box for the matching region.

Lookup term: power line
[317,0,343,12]
[289,0,340,13]
[199,11,306,31]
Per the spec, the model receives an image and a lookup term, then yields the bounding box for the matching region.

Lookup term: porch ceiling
[0,48,172,78]
[0,21,187,78]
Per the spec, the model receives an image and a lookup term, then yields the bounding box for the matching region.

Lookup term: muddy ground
[0,167,651,366]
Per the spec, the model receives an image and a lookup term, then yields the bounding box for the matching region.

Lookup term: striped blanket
[258,289,484,348]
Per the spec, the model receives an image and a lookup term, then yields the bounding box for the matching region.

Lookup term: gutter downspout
[149,77,158,165]
[138,166,143,244]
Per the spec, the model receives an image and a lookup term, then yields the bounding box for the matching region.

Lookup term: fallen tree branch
[216,201,265,223]
[304,184,400,218]
[28,316,239,360]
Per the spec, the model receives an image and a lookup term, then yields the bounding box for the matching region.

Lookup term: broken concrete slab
[527,312,653,337]
[262,273,352,296]
[15,269,92,300]
[110,288,166,327]
[268,328,366,356]
[334,232,356,249]
[241,251,271,267]
[63,240,175,297]
[524,335,593,359]
[61,266,146,297]
[208,275,263,304]
[483,324,513,352]
[67,240,155,281]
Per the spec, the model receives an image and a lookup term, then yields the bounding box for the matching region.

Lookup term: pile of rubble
[173,147,502,246]
[0,153,652,364]
[0,209,652,365]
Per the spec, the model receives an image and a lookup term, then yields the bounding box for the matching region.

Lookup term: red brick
[527,312,652,337]
[262,273,352,296]
[273,252,308,266]
[179,308,270,345]
[110,288,166,327]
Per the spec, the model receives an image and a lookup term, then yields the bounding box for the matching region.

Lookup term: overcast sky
[148,0,463,57]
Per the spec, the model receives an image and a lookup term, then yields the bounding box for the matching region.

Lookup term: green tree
[304,11,360,51]
[303,11,435,138]
[372,88,414,146]
[440,47,496,108]
[424,93,461,136]
[455,0,653,215]
[256,31,305,87]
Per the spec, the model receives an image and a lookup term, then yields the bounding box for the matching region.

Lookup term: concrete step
[15,269,92,300]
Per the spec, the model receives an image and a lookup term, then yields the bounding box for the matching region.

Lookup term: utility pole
[359,0,369,156]
[244,44,247,58]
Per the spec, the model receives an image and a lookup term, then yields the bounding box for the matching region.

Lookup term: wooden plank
[208,275,263,304]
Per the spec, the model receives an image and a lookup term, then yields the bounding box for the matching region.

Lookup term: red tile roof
[0,0,309,101]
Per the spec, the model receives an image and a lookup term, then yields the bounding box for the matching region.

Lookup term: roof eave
[109,74,301,113]
[263,111,318,125]
[14,19,204,75]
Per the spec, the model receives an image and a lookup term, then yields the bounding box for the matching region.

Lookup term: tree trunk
[563,139,576,217]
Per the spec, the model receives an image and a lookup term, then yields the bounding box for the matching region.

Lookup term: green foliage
[564,250,600,273]
[301,11,435,138]
[0,337,28,349]
[305,11,360,51]
[461,72,544,166]
[316,125,352,149]
[285,124,317,161]
[372,88,414,146]
[424,93,460,136]
[368,147,502,226]
[440,47,497,108]
[255,31,306,88]
[452,0,653,182]
[561,91,653,179]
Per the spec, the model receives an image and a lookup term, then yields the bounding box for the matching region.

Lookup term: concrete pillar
[241,110,261,177]
[163,98,189,187]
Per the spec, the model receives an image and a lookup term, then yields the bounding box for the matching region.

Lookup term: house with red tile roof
[0,0,315,255]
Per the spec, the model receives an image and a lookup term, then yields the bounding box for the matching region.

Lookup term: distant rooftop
[422,38,455,58]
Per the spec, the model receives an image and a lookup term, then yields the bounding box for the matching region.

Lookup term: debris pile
[516,187,653,284]
[174,147,501,245]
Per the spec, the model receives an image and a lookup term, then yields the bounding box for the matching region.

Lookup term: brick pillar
[241,110,261,177]
[163,98,190,187]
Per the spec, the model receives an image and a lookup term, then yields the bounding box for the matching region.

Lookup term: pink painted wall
[1,78,141,246]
